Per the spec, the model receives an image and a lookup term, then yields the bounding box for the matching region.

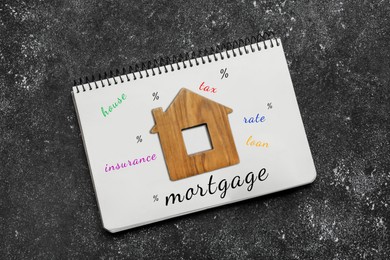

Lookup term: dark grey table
[1,1,389,259]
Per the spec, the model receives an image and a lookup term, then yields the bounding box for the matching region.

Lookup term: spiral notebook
[72,33,316,233]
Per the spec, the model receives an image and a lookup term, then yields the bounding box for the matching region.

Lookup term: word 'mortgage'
[165,168,268,206]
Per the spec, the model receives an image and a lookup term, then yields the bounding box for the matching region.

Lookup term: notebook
[72,32,316,233]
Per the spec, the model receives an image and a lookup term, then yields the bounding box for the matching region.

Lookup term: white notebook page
[72,39,316,232]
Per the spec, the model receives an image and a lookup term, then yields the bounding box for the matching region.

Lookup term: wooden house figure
[151,88,239,181]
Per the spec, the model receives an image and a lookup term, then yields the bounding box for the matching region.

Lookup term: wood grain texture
[151,88,239,181]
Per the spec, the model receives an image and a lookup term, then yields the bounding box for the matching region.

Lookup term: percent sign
[267,103,273,109]
[153,195,159,202]
[136,135,142,143]
[220,68,229,79]
[152,92,159,101]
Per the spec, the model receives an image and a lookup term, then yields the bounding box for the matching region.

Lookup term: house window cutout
[182,124,213,155]
[151,88,240,181]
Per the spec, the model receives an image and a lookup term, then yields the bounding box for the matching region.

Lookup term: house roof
[151,88,233,133]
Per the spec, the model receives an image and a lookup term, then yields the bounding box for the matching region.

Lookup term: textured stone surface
[1,0,389,259]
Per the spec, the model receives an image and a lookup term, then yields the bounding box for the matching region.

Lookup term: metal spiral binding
[73,31,279,93]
